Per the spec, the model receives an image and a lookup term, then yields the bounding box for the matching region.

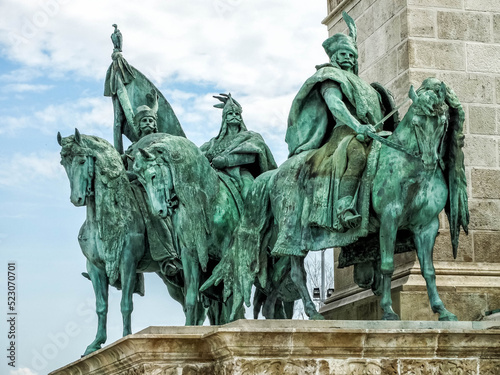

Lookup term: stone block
[468,105,497,135]
[439,291,489,320]
[463,135,497,167]
[448,72,494,104]
[355,5,375,43]
[397,41,409,74]
[488,291,500,312]
[388,70,410,105]
[410,71,494,104]
[471,168,500,199]
[400,8,408,40]
[468,199,500,231]
[327,18,344,36]
[409,39,466,71]
[465,0,500,12]
[409,8,436,38]
[372,0,405,32]
[474,232,500,263]
[433,230,473,262]
[364,17,402,65]
[408,0,463,8]
[438,11,492,43]
[494,14,500,44]
[467,44,500,74]
[360,49,398,85]
[399,291,437,320]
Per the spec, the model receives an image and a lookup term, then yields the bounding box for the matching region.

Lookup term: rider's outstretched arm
[321,81,375,135]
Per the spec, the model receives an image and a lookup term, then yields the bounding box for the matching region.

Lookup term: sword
[356,97,417,157]
[363,131,419,158]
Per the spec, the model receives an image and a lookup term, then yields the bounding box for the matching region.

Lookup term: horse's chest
[404,173,447,226]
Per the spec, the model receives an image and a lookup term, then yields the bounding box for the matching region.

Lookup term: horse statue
[131,133,301,323]
[57,130,206,356]
[202,78,469,322]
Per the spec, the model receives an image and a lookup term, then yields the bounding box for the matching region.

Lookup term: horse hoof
[82,345,101,357]
[382,312,400,321]
[309,312,325,320]
[439,312,458,321]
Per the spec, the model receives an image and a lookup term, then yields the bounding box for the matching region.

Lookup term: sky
[0,0,332,373]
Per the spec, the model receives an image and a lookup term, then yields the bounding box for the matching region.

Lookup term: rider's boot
[337,175,362,230]
[160,258,182,277]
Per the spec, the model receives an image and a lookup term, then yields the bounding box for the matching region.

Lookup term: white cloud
[0,151,65,188]
[0,68,42,82]
[0,0,327,94]
[10,368,38,375]
[0,96,112,136]
[0,0,329,163]
[3,83,53,93]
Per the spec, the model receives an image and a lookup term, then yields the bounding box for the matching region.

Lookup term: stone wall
[50,321,500,375]
[322,0,500,320]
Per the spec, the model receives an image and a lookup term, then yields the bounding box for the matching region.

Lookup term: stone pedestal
[49,320,500,375]
[322,0,500,321]
[322,256,500,320]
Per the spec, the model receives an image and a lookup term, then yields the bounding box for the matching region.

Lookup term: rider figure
[201,94,276,203]
[123,92,181,277]
[286,12,385,232]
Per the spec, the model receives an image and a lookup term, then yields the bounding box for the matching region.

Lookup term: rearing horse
[204,78,468,321]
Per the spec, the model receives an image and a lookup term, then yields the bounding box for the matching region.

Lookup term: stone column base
[50,320,500,375]
[321,261,500,321]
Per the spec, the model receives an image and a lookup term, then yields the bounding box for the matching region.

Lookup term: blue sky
[0,1,330,373]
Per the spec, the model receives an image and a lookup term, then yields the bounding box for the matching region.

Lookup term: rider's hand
[357,124,376,135]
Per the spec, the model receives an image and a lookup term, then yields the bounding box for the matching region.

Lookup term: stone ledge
[50,321,500,375]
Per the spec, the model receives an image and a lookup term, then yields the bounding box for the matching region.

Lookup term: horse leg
[262,256,292,319]
[83,261,109,356]
[120,249,138,336]
[290,256,324,320]
[379,213,400,321]
[262,288,279,319]
[182,249,201,325]
[253,289,266,319]
[283,301,295,319]
[414,218,457,321]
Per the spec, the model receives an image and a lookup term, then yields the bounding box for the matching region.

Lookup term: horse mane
[62,134,135,285]
[410,78,469,257]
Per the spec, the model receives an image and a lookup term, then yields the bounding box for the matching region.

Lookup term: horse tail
[201,170,276,318]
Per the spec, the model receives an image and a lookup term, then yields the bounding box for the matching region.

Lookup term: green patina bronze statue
[59,14,470,357]
[58,130,206,356]
[201,94,277,204]
[130,95,299,324]
[203,12,469,322]
[103,25,185,154]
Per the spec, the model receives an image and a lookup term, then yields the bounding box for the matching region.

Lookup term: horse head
[58,129,95,206]
[408,79,449,171]
[133,146,176,219]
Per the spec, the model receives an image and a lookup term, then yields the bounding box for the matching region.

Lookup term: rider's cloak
[201,130,277,212]
[271,64,386,257]
[285,64,383,157]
